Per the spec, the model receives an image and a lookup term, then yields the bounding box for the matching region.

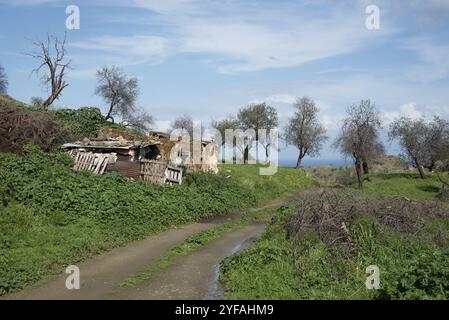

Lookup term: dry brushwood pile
[284,189,449,258]
[284,189,357,258]
[0,104,68,154]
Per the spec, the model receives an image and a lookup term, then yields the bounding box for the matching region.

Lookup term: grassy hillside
[219,164,318,203]
[220,176,449,300]
[0,95,34,109]
[0,148,314,295]
[362,173,444,200]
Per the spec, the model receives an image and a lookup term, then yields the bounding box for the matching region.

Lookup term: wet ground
[113,221,267,300]
[3,194,293,300]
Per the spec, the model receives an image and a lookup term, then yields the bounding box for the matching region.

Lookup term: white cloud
[403,38,449,82]
[382,102,449,125]
[383,102,423,124]
[78,0,397,74]
[265,94,296,105]
[179,17,393,74]
[130,0,201,14]
[70,35,170,66]
[320,113,345,131]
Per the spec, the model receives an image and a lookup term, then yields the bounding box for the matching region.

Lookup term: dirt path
[111,221,267,300]
[4,193,298,300]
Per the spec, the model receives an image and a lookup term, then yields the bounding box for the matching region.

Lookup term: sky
[1,0,449,164]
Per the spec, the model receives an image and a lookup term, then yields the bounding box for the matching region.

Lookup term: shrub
[52,107,106,139]
[221,189,449,300]
[335,167,357,186]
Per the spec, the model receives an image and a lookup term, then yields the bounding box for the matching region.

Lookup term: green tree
[389,116,449,178]
[0,63,8,95]
[284,97,328,169]
[237,103,278,163]
[95,65,139,123]
[334,100,384,188]
[211,116,240,163]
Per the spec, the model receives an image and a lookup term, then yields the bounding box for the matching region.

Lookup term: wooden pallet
[70,151,109,175]
[140,160,183,185]
[165,165,183,185]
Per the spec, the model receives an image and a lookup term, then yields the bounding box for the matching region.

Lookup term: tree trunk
[265,145,269,163]
[296,155,302,169]
[221,143,225,163]
[355,157,363,189]
[244,146,249,164]
[362,160,369,174]
[256,141,259,163]
[413,158,426,179]
[417,164,426,179]
[106,103,115,123]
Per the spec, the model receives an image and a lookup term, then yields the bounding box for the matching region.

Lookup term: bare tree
[389,116,449,179]
[95,66,139,123]
[284,97,328,169]
[122,110,154,134]
[30,96,44,107]
[334,100,384,189]
[0,63,8,95]
[237,102,278,163]
[171,114,195,138]
[27,34,71,109]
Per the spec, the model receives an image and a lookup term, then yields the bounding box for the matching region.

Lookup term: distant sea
[278,158,350,168]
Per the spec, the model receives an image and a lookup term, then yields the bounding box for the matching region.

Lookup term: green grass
[362,173,444,200]
[117,207,278,289]
[220,178,449,300]
[0,149,314,295]
[220,217,305,300]
[0,95,34,110]
[219,163,318,203]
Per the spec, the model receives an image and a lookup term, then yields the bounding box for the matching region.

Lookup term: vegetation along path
[4,193,299,300]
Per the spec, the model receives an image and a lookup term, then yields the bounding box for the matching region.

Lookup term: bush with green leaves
[0,148,312,295]
[52,107,107,139]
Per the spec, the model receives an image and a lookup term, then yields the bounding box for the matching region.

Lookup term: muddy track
[111,221,267,300]
[4,192,301,300]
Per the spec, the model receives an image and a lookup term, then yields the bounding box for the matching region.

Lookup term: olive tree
[426,117,449,171]
[334,100,384,188]
[237,103,278,163]
[95,65,139,123]
[389,116,449,179]
[283,97,328,169]
[211,116,240,163]
[0,64,8,95]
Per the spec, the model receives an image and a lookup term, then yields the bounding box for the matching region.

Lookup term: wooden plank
[73,152,80,171]
[77,152,86,171]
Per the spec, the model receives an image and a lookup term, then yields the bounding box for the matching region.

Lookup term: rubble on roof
[62,135,160,150]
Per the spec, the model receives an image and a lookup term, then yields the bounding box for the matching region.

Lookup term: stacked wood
[70,151,110,175]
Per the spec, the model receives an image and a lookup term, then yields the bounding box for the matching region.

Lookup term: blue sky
[1,0,449,162]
